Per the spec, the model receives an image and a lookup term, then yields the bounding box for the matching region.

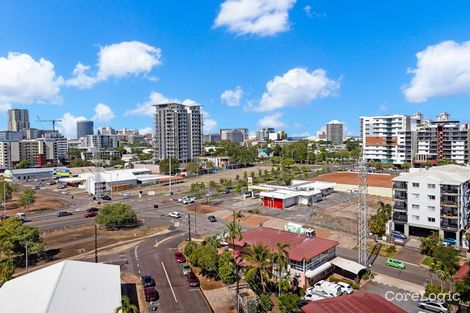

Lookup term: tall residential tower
[8,109,30,132]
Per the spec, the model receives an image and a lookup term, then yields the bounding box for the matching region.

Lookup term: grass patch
[367,242,399,258]
[422,256,434,267]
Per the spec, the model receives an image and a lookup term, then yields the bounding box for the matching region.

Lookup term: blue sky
[1,1,470,138]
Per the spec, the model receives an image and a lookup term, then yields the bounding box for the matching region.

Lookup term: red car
[174,251,186,263]
[84,212,97,218]
[187,271,200,287]
[144,287,159,301]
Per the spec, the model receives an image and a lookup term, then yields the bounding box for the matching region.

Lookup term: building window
[412,193,419,199]
[412,215,420,221]
[427,206,435,211]
[428,217,436,222]
[412,183,419,188]
[428,195,436,200]
[412,204,420,209]
[428,184,436,189]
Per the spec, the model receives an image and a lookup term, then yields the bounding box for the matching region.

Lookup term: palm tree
[244,243,272,292]
[114,296,138,313]
[271,243,290,296]
[225,211,243,313]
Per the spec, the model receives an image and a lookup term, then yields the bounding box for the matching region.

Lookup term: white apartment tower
[153,103,203,162]
[8,109,30,132]
[326,120,344,144]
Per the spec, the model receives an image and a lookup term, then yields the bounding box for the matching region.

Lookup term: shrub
[184,241,198,257]
[257,294,273,313]
[95,203,138,229]
[386,244,397,254]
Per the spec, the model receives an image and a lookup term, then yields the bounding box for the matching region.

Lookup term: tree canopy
[14,160,29,169]
[0,217,44,256]
[159,157,179,175]
[96,203,138,229]
[18,188,35,208]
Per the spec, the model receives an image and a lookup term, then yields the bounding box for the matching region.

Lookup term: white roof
[330,256,367,275]
[0,260,121,313]
[393,164,470,185]
[260,190,298,199]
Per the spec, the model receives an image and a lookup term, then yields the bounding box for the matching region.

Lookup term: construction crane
[36,116,62,132]
[357,150,369,267]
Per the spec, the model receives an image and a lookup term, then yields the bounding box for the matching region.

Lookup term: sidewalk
[372,273,425,294]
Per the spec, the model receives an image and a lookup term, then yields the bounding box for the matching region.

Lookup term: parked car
[304,290,331,301]
[144,287,159,302]
[393,238,405,246]
[57,211,72,217]
[208,215,217,222]
[417,300,448,313]
[101,195,112,201]
[443,238,457,246]
[386,258,406,269]
[87,207,99,213]
[169,212,182,218]
[0,214,8,220]
[312,280,342,297]
[187,271,200,287]
[174,252,186,263]
[178,197,187,203]
[181,262,192,276]
[391,230,407,240]
[141,275,156,287]
[56,184,66,189]
[336,282,353,295]
[84,212,97,218]
[223,189,231,194]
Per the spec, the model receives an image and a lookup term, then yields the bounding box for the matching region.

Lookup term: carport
[330,257,367,280]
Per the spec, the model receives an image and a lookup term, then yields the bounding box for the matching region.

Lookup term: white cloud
[56,113,87,138]
[0,52,63,106]
[304,5,312,17]
[0,103,11,112]
[125,91,174,117]
[66,41,162,89]
[139,127,153,135]
[221,86,244,106]
[92,103,115,122]
[214,0,296,36]
[256,67,340,112]
[257,112,285,128]
[403,40,470,102]
[202,110,218,133]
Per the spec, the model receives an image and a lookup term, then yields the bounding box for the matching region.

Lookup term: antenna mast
[358,150,368,266]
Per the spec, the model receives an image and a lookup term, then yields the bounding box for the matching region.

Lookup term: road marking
[161,262,178,303]
[134,245,139,261]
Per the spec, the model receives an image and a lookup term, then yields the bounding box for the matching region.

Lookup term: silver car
[417,300,448,313]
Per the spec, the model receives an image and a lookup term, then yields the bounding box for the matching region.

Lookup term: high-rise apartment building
[8,109,30,132]
[203,133,221,143]
[220,128,248,143]
[80,135,119,151]
[256,128,275,141]
[153,102,202,162]
[392,165,470,247]
[0,139,63,168]
[97,127,116,135]
[326,120,344,144]
[76,121,94,139]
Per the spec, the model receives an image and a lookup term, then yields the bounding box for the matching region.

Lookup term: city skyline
[1,2,470,138]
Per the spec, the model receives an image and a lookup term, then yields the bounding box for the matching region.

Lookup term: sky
[1,0,470,138]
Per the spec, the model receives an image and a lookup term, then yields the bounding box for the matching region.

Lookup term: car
[386,258,406,269]
[223,189,231,194]
[57,211,72,217]
[174,251,186,263]
[391,230,407,240]
[141,275,156,287]
[101,195,112,201]
[0,214,8,221]
[417,300,448,313]
[144,287,159,302]
[304,290,331,301]
[169,212,182,218]
[84,212,97,218]
[187,271,200,287]
[181,262,192,276]
[188,197,196,203]
[443,238,457,246]
[87,207,99,213]
[56,184,66,189]
[208,215,217,222]
[336,282,353,295]
[178,197,187,203]
[312,280,342,297]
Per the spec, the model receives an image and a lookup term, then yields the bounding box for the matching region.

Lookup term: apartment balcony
[441,199,459,207]
[440,208,458,219]
[392,213,408,224]
[441,186,459,194]
[393,182,407,190]
[441,220,459,231]
[394,191,407,200]
[393,202,407,212]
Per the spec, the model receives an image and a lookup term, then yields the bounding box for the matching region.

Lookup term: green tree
[277,293,300,313]
[95,203,138,229]
[67,147,82,160]
[368,202,392,238]
[337,149,350,165]
[206,161,215,169]
[0,181,13,203]
[184,241,198,257]
[431,246,460,289]
[280,172,294,186]
[186,161,200,174]
[198,245,219,278]
[257,293,273,313]
[454,272,470,304]
[244,243,272,293]
[0,217,44,256]
[218,251,235,284]
[15,160,29,169]
[209,180,218,191]
[18,188,35,208]
[281,158,295,168]
[70,158,93,167]
[271,243,290,296]
[401,162,412,171]
[419,232,442,256]
[114,295,138,313]
[0,259,15,283]
[159,157,179,175]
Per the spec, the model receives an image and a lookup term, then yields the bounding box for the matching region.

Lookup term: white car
[178,197,187,203]
[168,212,182,218]
[336,282,353,295]
[188,197,196,203]
[304,290,331,301]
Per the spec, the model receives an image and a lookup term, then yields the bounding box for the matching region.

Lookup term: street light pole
[169,157,172,198]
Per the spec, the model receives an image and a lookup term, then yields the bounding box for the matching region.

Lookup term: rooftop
[393,164,470,185]
[234,227,338,262]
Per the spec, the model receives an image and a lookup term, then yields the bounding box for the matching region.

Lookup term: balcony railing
[441,221,459,231]
[393,203,407,211]
[441,199,459,207]
[441,186,459,194]
[392,214,407,223]
[441,209,458,219]
[394,193,407,200]
[393,182,407,189]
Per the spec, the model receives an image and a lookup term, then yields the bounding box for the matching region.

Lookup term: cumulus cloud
[214,0,296,36]
[56,112,87,138]
[403,40,470,102]
[66,41,162,89]
[0,52,64,106]
[202,110,218,133]
[0,103,12,112]
[257,112,285,128]
[255,67,340,112]
[139,127,153,135]
[221,86,244,106]
[125,91,175,117]
[92,103,115,122]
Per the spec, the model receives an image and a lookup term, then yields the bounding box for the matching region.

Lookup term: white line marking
[162,262,178,303]
[134,245,139,261]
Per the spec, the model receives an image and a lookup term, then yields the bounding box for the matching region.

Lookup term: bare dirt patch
[312,172,395,188]
[192,204,218,214]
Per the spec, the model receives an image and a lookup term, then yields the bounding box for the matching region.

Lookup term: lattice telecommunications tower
[357,153,368,267]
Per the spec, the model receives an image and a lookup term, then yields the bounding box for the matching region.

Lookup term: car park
[57,211,72,217]
[386,258,406,269]
[87,207,99,213]
[417,300,448,312]
[141,275,156,287]
[391,230,407,240]
[336,282,353,295]
[181,262,192,276]
[84,212,97,218]
[169,212,182,218]
[208,215,217,222]
[187,271,200,287]
[174,252,186,263]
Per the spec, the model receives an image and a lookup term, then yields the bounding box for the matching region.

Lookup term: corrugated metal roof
[393,164,470,185]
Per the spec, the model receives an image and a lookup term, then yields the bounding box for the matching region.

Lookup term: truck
[284,222,315,237]
[16,213,27,222]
